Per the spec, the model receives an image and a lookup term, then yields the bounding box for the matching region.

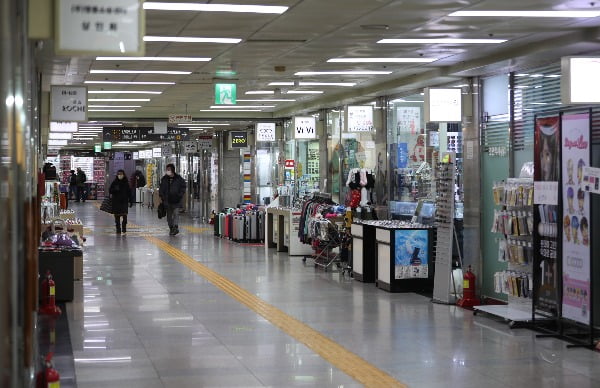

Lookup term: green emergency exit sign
[215,83,236,105]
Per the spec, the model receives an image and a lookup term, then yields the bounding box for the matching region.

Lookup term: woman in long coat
[109,169,134,234]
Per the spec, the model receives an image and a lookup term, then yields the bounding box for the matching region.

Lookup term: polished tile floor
[66,203,600,388]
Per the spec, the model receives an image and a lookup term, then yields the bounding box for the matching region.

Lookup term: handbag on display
[45,218,78,248]
[99,196,113,214]
[157,202,166,219]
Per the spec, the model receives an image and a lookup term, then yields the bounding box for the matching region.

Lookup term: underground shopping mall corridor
[59,203,600,388]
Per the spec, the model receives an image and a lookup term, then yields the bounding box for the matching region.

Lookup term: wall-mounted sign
[94,144,102,153]
[51,86,87,122]
[294,116,316,139]
[561,57,600,104]
[198,136,213,150]
[55,0,143,56]
[141,149,152,159]
[346,105,374,132]
[152,147,162,158]
[256,122,276,142]
[132,151,139,159]
[285,160,295,168]
[103,141,112,150]
[215,83,236,105]
[424,88,462,123]
[168,114,193,124]
[229,131,248,149]
[102,127,189,141]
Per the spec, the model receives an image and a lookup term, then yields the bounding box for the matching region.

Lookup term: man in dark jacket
[68,170,77,200]
[76,167,87,202]
[159,163,186,235]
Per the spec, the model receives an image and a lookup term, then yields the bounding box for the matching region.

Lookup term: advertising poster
[532,116,560,317]
[394,229,429,279]
[347,105,374,132]
[561,113,591,325]
[397,107,421,165]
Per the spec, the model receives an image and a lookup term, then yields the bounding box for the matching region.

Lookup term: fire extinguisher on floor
[36,353,60,388]
[39,270,62,316]
[457,265,481,308]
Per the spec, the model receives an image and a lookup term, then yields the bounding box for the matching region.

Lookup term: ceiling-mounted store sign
[285,160,295,168]
[256,123,276,142]
[561,57,600,104]
[424,88,462,123]
[168,114,193,124]
[198,136,213,150]
[294,116,317,139]
[154,121,168,134]
[55,0,143,56]
[132,151,139,159]
[51,86,87,122]
[50,121,79,132]
[346,105,374,132]
[162,146,172,157]
[215,83,237,105]
[229,131,248,149]
[140,149,151,159]
[183,141,197,153]
[102,127,189,141]
[152,147,162,158]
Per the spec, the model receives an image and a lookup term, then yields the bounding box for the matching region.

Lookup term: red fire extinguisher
[36,353,60,388]
[40,270,62,316]
[457,265,481,308]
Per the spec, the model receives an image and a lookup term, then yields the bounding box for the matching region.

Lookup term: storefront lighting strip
[143,2,288,14]
[327,58,437,63]
[448,10,600,17]
[378,38,506,44]
[88,91,163,94]
[209,105,275,109]
[90,70,191,75]
[96,56,211,62]
[295,71,392,75]
[85,81,175,85]
[144,36,242,44]
[88,99,150,102]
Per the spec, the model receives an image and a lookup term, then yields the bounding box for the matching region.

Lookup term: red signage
[285,160,295,168]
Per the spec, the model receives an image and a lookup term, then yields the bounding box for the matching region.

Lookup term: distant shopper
[134,170,146,188]
[75,167,87,202]
[159,163,186,236]
[68,170,77,200]
[109,169,134,235]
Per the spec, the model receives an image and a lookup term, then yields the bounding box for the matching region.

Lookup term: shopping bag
[157,202,166,219]
[99,196,113,214]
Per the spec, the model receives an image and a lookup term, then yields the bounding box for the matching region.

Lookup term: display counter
[265,207,314,256]
[351,222,377,283]
[38,248,83,302]
[372,221,436,293]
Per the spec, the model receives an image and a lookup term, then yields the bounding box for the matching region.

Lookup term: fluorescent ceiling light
[268,81,357,87]
[88,91,162,94]
[268,82,294,86]
[48,140,68,146]
[88,105,142,108]
[90,70,191,75]
[50,122,78,132]
[49,132,72,140]
[88,99,150,102]
[378,38,506,44]
[245,91,274,95]
[285,90,323,94]
[449,10,600,18]
[144,36,241,44]
[186,123,230,126]
[96,56,210,62]
[85,81,175,85]
[294,71,392,75]
[200,109,262,112]
[88,109,136,112]
[143,2,288,14]
[236,99,296,102]
[327,57,437,63]
[209,105,275,109]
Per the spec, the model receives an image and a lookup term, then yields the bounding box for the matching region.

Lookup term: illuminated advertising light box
[561,57,600,104]
[424,88,462,123]
[229,131,248,149]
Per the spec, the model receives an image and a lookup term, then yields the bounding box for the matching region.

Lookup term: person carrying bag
[109,169,134,235]
[159,163,186,236]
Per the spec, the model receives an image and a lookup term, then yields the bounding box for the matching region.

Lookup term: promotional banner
[396,107,422,165]
[561,113,591,324]
[346,105,374,132]
[532,116,560,317]
[394,229,429,279]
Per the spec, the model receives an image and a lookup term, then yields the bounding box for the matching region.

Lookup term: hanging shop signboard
[284,160,295,169]
[294,116,316,139]
[55,0,144,56]
[51,86,87,122]
[198,136,213,150]
[229,131,248,149]
[532,115,560,318]
[152,147,162,158]
[424,88,462,123]
[256,123,276,142]
[50,121,79,132]
[132,151,139,159]
[162,146,172,158]
[561,57,600,104]
[215,83,237,105]
[395,229,429,279]
[582,166,600,194]
[168,114,193,124]
[154,121,168,135]
[183,141,197,153]
[346,105,374,132]
[102,127,189,141]
[561,112,592,325]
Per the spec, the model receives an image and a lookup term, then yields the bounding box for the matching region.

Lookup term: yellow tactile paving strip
[144,235,407,388]
[181,226,213,233]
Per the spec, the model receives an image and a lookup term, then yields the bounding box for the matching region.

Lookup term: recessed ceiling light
[236,99,296,102]
[268,82,294,86]
[209,105,275,109]
[88,99,150,102]
[90,70,191,75]
[96,56,210,62]
[285,90,324,94]
[294,71,392,75]
[245,91,275,95]
[299,82,356,87]
[327,58,437,63]
[88,109,136,112]
[88,105,142,108]
[200,109,262,112]
[377,38,506,44]
[143,2,288,14]
[448,10,600,18]
[84,81,175,85]
[144,36,241,44]
[88,90,163,94]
